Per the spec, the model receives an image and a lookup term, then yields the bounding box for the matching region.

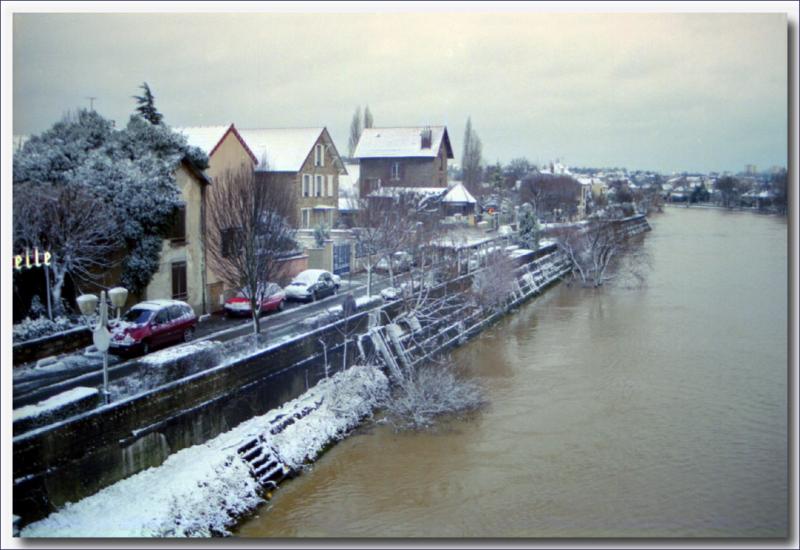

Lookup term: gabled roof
[442,182,476,204]
[354,126,454,159]
[174,124,258,164]
[238,127,345,173]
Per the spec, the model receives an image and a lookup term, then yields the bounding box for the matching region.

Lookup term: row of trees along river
[236,207,787,538]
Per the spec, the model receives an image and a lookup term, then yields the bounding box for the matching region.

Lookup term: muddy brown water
[237,208,788,538]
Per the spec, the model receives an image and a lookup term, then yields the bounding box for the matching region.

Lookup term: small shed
[441,183,477,216]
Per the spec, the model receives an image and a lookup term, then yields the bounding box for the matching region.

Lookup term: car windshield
[122,308,154,325]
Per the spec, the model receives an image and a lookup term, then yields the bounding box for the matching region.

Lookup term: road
[12,269,398,405]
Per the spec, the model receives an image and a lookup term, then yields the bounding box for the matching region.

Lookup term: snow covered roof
[442,183,476,204]
[175,125,230,154]
[132,299,189,311]
[174,124,259,164]
[354,126,454,159]
[292,269,329,284]
[238,128,340,173]
[338,197,360,212]
[339,162,360,198]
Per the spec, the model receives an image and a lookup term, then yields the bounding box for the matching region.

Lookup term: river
[237,207,788,538]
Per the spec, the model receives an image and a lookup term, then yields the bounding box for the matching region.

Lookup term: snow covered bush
[470,250,517,312]
[12,316,79,344]
[381,361,485,431]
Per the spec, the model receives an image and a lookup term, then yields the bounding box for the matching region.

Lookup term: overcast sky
[12,11,788,174]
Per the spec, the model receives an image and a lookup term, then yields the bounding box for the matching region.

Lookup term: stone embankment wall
[13,327,92,367]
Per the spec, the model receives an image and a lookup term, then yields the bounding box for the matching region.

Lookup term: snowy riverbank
[21,365,389,538]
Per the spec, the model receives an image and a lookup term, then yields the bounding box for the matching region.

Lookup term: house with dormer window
[353,126,454,198]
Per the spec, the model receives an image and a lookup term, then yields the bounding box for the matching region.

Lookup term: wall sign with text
[13,248,52,271]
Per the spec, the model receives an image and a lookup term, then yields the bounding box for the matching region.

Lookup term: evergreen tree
[518,203,540,251]
[133,82,164,125]
[13,108,208,299]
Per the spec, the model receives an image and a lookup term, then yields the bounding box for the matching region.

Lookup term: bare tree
[352,192,421,297]
[206,167,297,334]
[13,182,120,314]
[553,216,649,288]
[347,107,362,159]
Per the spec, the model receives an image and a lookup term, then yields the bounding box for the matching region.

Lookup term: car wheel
[278,300,285,311]
[183,328,194,343]
[141,340,150,356]
[312,291,318,302]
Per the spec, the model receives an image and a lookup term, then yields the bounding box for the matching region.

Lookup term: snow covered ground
[13,387,98,423]
[21,365,389,538]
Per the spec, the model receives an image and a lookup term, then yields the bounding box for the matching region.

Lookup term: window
[221,228,240,258]
[439,154,445,171]
[154,309,170,325]
[302,174,311,197]
[315,175,324,197]
[391,162,400,181]
[168,205,186,242]
[301,208,310,229]
[315,144,324,167]
[327,175,334,197]
[168,305,184,321]
[171,261,187,300]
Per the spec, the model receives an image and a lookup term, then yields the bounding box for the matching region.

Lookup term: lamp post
[77,287,128,404]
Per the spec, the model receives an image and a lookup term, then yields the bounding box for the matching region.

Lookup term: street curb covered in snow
[21,365,389,538]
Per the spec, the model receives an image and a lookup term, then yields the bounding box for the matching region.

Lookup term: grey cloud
[12,11,787,174]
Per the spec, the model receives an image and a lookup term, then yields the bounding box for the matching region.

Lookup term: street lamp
[77,287,128,404]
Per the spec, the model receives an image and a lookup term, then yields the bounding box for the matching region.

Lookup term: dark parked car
[110,299,197,356]
[284,269,340,302]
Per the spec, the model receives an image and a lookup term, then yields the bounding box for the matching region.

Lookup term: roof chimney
[420,127,432,149]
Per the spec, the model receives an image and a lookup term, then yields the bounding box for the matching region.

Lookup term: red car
[224,283,286,317]
[110,299,197,356]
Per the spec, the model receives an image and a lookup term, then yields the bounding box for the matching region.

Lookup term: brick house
[353,126,454,197]
[238,128,347,230]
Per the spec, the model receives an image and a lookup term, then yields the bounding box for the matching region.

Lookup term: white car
[284,269,341,302]
[376,251,414,273]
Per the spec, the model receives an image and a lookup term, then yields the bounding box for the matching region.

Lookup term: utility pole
[86,96,97,110]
